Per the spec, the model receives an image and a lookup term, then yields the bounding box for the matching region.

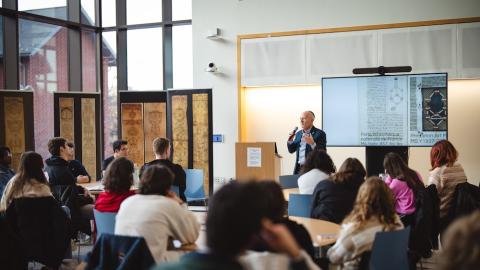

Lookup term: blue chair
[171,185,180,197]
[184,169,207,205]
[279,174,300,189]
[368,227,411,270]
[288,194,313,217]
[93,209,117,241]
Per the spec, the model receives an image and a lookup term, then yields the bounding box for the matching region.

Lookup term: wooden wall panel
[143,102,167,163]
[192,94,210,195]
[4,97,25,170]
[171,96,189,168]
[59,97,75,143]
[81,98,97,180]
[121,103,144,166]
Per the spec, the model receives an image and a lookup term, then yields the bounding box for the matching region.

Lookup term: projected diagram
[388,77,404,112]
[422,87,447,131]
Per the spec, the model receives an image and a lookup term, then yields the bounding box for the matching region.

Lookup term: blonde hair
[343,176,401,232]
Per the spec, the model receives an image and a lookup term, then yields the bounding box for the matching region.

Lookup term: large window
[127,28,163,90]
[19,0,68,20]
[173,25,193,89]
[81,0,96,26]
[82,30,98,92]
[102,31,118,157]
[101,0,116,27]
[127,0,162,25]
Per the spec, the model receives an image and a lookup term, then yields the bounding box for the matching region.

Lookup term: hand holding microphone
[288,126,298,141]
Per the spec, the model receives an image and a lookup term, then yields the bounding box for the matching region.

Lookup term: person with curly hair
[95,157,135,212]
[327,177,404,269]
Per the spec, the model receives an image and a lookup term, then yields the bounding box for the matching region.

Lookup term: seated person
[157,181,318,270]
[438,211,480,270]
[140,138,186,201]
[311,158,366,224]
[95,157,136,212]
[297,149,336,194]
[115,165,200,263]
[66,142,90,183]
[383,152,424,227]
[327,177,404,269]
[251,180,315,259]
[0,146,15,200]
[102,140,128,174]
[428,140,467,230]
[0,151,52,212]
[45,137,94,235]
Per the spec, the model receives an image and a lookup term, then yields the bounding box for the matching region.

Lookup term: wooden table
[290,216,340,246]
[283,188,299,201]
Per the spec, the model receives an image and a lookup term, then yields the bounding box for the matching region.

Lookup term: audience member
[437,210,480,270]
[102,139,128,173]
[44,137,94,235]
[0,151,52,212]
[297,149,336,194]
[140,138,186,201]
[311,158,366,224]
[327,177,404,269]
[157,181,317,270]
[428,140,467,222]
[0,146,15,199]
[115,165,200,263]
[252,180,315,259]
[66,142,91,183]
[383,152,424,227]
[95,157,135,212]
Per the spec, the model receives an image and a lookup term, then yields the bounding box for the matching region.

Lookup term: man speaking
[287,111,326,174]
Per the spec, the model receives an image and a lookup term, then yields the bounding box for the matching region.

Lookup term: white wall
[192,0,480,185]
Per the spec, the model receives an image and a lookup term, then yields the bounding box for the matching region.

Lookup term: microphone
[289,126,298,136]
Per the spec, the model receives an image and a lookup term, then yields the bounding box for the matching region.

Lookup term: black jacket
[69,159,91,182]
[5,197,71,269]
[45,156,92,235]
[441,182,480,232]
[85,234,155,270]
[287,126,327,174]
[409,185,435,260]
[426,185,440,250]
[310,176,364,224]
[140,159,187,202]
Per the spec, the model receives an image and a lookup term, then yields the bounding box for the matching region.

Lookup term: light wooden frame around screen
[236,17,480,142]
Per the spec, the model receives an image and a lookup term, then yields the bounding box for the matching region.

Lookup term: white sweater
[115,194,200,263]
[297,169,329,194]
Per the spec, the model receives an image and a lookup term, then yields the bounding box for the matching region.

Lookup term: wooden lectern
[235,142,282,181]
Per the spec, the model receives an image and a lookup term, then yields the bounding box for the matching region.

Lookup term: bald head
[300,111,315,130]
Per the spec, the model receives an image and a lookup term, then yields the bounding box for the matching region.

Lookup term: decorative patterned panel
[121,103,144,166]
[81,98,97,180]
[192,94,210,195]
[4,97,26,170]
[171,96,188,168]
[143,102,167,163]
[59,97,74,143]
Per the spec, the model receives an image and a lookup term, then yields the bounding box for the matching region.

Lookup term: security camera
[206,62,218,73]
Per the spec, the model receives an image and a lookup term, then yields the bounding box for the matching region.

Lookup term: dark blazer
[287,125,326,174]
[311,176,363,224]
[139,159,187,202]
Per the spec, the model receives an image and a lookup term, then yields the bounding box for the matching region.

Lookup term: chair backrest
[369,227,411,270]
[288,194,313,217]
[170,185,180,197]
[184,169,206,202]
[85,233,155,270]
[93,209,117,241]
[279,174,300,189]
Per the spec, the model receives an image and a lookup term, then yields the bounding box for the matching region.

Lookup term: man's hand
[303,133,314,145]
[260,219,301,259]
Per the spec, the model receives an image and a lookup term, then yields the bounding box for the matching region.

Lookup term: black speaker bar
[353,66,412,76]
